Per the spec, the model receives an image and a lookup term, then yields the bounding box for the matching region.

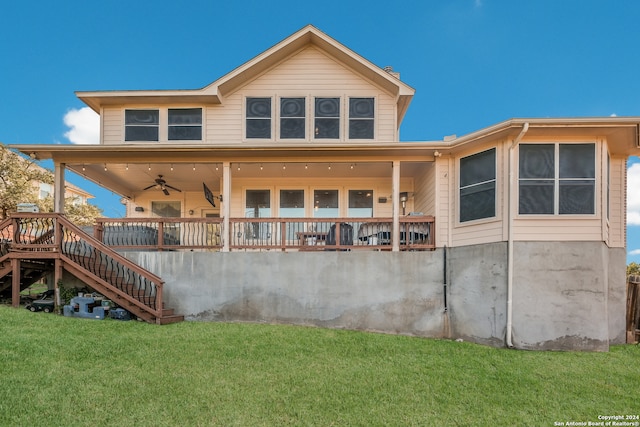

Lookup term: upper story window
[246,98,271,139]
[125,109,159,141]
[519,143,595,215]
[280,98,305,139]
[349,98,374,139]
[168,108,202,140]
[314,98,340,139]
[459,148,496,223]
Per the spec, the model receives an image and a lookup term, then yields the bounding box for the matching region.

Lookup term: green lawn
[0,305,637,426]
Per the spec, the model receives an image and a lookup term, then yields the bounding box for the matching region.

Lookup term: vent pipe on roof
[383,65,400,79]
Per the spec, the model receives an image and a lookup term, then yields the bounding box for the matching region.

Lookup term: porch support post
[11,258,20,308]
[392,160,400,252]
[222,162,231,252]
[54,162,66,213]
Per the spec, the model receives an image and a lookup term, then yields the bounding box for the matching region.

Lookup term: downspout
[506,122,529,348]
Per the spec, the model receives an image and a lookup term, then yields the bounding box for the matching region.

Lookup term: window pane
[519,144,554,179]
[280,190,305,211]
[460,148,495,187]
[125,126,159,141]
[519,180,554,214]
[246,119,271,139]
[349,98,374,118]
[349,120,374,139]
[245,190,271,218]
[247,98,271,118]
[315,98,339,117]
[168,108,202,125]
[151,201,181,218]
[315,118,339,139]
[314,190,338,217]
[125,110,158,125]
[281,118,305,139]
[348,190,373,217]
[560,144,595,178]
[168,126,202,140]
[559,180,594,214]
[460,182,495,222]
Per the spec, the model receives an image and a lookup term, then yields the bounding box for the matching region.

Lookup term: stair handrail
[54,214,164,319]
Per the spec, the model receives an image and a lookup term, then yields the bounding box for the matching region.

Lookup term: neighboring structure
[12,25,640,350]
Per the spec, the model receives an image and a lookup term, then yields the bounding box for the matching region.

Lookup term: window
[459,148,496,222]
[151,201,181,217]
[245,190,271,240]
[168,108,202,140]
[246,98,271,139]
[280,98,305,139]
[519,143,595,215]
[314,98,340,139]
[349,98,374,139]
[280,189,305,240]
[125,110,159,141]
[348,190,373,217]
[314,190,339,217]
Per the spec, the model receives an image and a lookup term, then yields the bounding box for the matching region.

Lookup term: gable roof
[76,25,415,123]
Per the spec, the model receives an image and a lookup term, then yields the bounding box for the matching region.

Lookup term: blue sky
[0,0,638,262]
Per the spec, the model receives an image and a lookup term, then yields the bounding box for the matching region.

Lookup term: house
[8,25,640,349]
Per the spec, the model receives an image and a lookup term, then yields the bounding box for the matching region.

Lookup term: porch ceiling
[64,161,429,199]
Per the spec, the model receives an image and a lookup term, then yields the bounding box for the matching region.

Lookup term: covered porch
[19,143,441,252]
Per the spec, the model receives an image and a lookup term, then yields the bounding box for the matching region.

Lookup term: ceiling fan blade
[165,184,182,192]
[162,188,170,196]
[142,184,156,190]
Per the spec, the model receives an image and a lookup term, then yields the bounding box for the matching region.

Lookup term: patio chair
[325,223,353,251]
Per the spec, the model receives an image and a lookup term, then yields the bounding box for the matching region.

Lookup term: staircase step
[158,314,184,325]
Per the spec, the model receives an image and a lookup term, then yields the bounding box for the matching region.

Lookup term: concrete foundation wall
[119,241,625,351]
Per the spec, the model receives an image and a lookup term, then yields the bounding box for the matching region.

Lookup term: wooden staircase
[0,214,183,325]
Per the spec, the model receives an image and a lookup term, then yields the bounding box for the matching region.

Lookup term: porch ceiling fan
[143,175,182,196]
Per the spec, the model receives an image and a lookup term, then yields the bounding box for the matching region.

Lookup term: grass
[0,305,638,426]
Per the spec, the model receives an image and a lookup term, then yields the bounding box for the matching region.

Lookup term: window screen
[168,108,202,140]
[314,98,340,139]
[280,98,305,139]
[125,110,159,141]
[246,98,271,139]
[349,98,374,139]
[459,148,496,222]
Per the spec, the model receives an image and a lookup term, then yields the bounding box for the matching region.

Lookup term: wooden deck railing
[1,213,165,318]
[94,216,435,252]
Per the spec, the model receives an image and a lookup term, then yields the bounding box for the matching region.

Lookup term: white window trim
[124,107,203,143]
[516,142,598,218]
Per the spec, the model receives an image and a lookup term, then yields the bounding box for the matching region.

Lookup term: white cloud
[63,107,99,144]
[630,249,640,256]
[629,162,640,226]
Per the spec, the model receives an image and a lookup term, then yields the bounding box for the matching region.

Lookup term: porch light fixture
[148,164,151,171]
[282,164,286,170]
[260,164,263,170]
[125,164,129,171]
[328,163,331,170]
[104,164,107,171]
[193,164,196,171]
[170,164,174,171]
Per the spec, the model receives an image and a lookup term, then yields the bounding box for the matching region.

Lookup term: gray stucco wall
[120,241,624,351]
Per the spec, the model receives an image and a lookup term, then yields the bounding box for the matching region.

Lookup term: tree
[0,143,52,219]
[0,143,103,224]
[629,262,640,278]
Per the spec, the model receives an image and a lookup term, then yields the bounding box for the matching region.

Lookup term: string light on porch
[260,164,263,170]
[328,163,331,170]
[305,164,308,170]
[193,164,196,171]
[148,164,151,171]
[82,164,86,171]
[282,163,286,170]
[170,164,174,171]
[125,164,129,171]
[104,164,108,171]
[237,164,241,171]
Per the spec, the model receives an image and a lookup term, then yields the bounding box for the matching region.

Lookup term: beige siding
[607,157,627,248]
[513,219,603,241]
[413,163,435,215]
[435,158,450,247]
[102,107,123,145]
